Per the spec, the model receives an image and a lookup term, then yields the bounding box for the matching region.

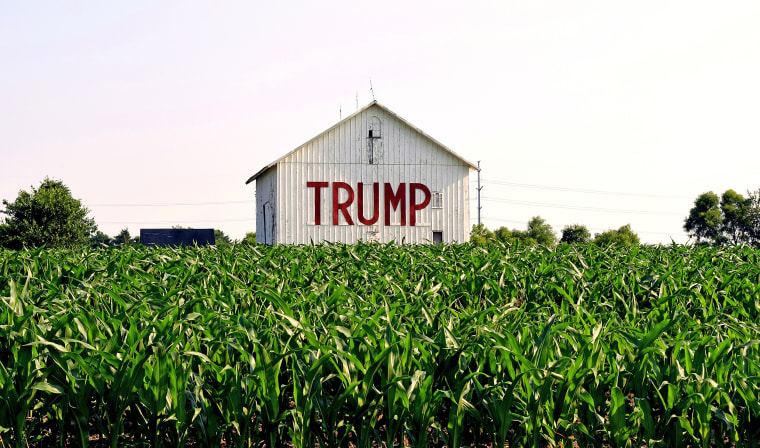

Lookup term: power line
[482,179,692,200]
[89,200,251,207]
[481,196,683,216]
[99,218,255,225]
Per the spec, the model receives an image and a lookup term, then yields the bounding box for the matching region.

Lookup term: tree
[525,216,556,246]
[720,190,751,244]
[470,223,495,245]
[494,226,512,243]
[214,229,232,247]
[239,232,257,245]
[115,228,133,246]
[0,178,97,249]
[746,190,760,246]
[594,224,640,247]
[683,190,758,245]
[684,192,722,244]
[90,231,113,247]
[560,224,591,244]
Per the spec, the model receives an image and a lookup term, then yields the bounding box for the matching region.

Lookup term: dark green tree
[90,231,113,247]
[684,192,722,244]
[594,224,640,247]
[214,229,232,247]
[746,190,760,246]
[683,189,759,245]
[560,224,591,244]
[115,228,133,246]
[720,190,751,244]
[0,178,97,249]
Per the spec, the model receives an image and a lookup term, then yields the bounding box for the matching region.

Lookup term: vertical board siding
[259,104,473,244]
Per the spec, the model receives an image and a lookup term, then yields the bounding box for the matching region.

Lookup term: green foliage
[213,229,232,247]
[470,223,495,245]
[0,178,97,249]
[684,189,760,246]
[525,216,556,246]
[684,191,722,244]
[0,243,759,447]
[239,232,257,245]
[594,223,640,246]
[475,217,556,247]
[560,224,591,244]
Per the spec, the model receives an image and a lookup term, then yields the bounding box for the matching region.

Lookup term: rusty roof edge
[245,100,477,185]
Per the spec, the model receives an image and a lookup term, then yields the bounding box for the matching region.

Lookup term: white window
[432,191,443,209]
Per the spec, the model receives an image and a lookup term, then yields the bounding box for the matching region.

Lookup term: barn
[246,101,478,244]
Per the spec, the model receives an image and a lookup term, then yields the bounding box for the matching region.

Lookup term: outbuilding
[246,101,478,244]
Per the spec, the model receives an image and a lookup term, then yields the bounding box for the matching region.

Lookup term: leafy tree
[483,217,556,247]
[470,223,495,245]
[683,192,723,244]
[525,216,556,246]
[494,226,512,243]
[115,228,133,246]
[240,232,257,245]
[594,224,640,247]
[683,189,759,246]
[509,228,536,245]
[746,189,760,246]
[560,224,591,244]
[0,178,97,249]
[90,231,113,247]
[720,190,751,244]
[214,229,232,247]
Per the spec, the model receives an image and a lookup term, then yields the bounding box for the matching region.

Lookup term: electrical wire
[480,179,692,200]
[89,200,251,207]
[481,197,683,216]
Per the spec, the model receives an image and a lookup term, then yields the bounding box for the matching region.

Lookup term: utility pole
[477,161,482,226]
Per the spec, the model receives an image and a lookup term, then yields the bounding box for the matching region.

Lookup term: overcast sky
[2,1,759,244]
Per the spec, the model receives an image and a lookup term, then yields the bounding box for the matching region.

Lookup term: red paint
[306,182,328,225]
[358,183,380,225]
[308,181,431,226]
[332,182,355,225]
[384,183,406,226]
[409,183,431,227]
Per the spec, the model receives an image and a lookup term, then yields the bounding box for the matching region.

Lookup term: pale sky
[2,1,759,244]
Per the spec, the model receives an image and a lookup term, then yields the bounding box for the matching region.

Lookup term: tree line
[2,178,760,249]
[470,218,640,247]
[683,189,760,246]
[0,178,255,250]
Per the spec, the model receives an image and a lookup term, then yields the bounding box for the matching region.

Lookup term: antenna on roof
[339,105,342,120]
[370,79,375,101]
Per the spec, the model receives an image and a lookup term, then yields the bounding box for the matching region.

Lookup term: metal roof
[245,101,478,185]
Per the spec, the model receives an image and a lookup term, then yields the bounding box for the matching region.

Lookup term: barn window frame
[366,116,382,164]
[432,191,443,209]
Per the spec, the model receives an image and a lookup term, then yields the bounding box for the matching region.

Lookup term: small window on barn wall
[368,116,382,138]
[366,116,383,164]
[432,191,443,209]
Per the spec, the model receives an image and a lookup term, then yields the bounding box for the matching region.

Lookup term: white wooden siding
[253,103,474,244]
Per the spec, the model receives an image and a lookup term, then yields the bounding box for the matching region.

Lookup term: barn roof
[245,101,478,185]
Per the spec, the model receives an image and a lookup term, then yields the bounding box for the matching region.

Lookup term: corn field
[1,242,759,447]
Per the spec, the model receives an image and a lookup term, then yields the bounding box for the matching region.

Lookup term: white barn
[246,101,478,244]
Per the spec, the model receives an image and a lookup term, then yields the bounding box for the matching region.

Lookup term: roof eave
[245,100,479,184]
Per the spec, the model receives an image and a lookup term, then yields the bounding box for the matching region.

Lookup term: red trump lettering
[307,182,329,225]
